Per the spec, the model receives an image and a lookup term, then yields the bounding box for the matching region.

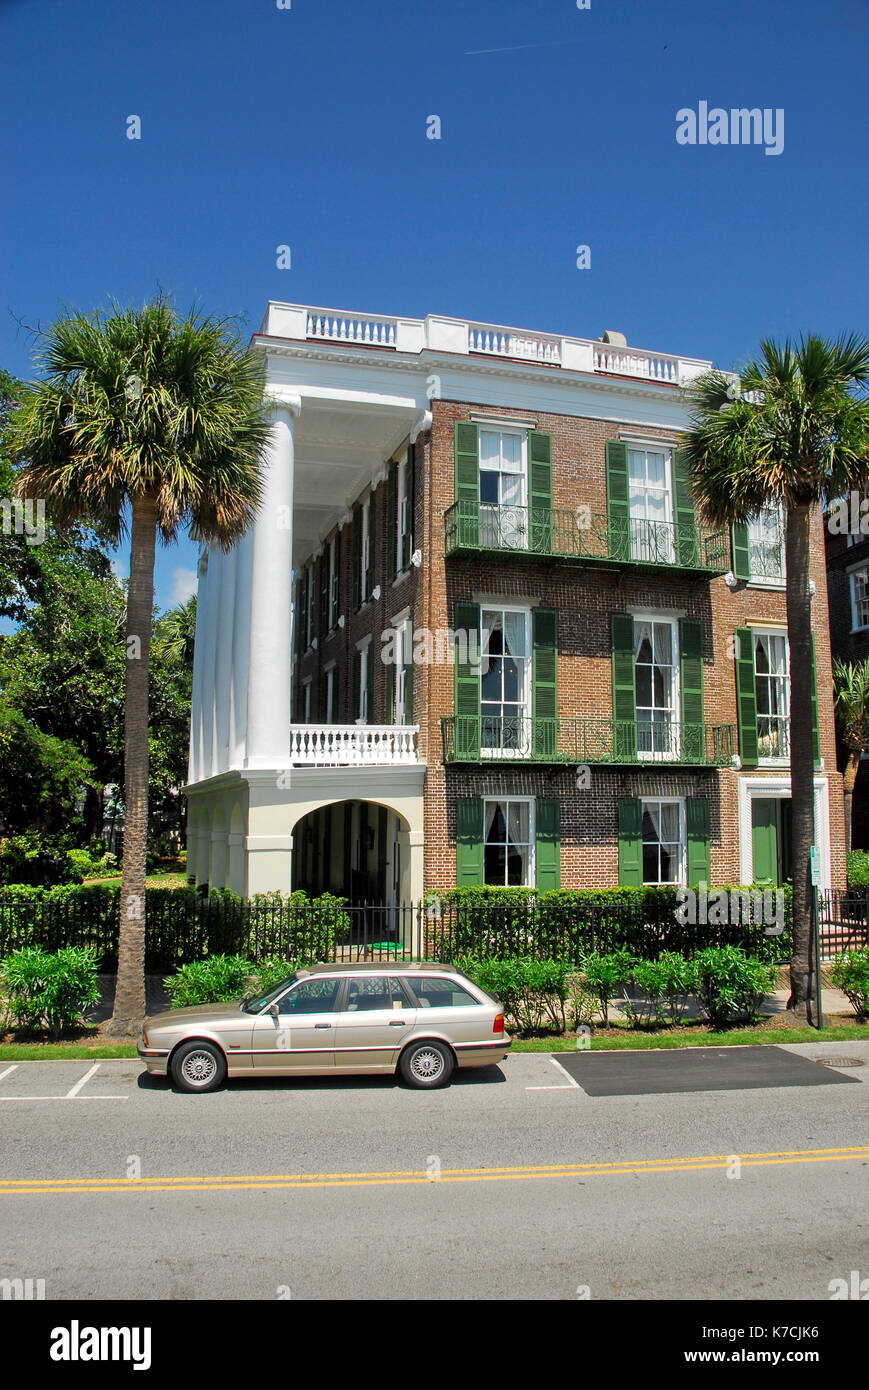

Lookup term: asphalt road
[1,1043,867,1301]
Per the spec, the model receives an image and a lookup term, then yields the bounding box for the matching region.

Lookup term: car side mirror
[267,1003,281,1019]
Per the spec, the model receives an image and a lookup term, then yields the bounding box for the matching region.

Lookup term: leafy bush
[846,851,869,889]
[164,955,254,1007]
[0,838,82,887]
[0,946,101,1036]
[455,955,575,1034]
[624,952,699,1027]
[581,950,638,1025]
[828,948,869,1019]
[249,956,301,996]
[692,947,778,1029]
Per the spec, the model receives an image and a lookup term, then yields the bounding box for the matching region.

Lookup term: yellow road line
[0,1147,866,1196]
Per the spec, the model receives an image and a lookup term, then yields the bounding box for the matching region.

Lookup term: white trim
[470,412,538,429]
[482,795,536,888]
[639,796,687,887]
[737,777,831,890]
[633,614,680,764]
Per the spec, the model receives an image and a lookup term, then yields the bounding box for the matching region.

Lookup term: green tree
[11,300,270,1035]
[149,595,197,848]
[683,335,869,1017]
[833,659,869,854]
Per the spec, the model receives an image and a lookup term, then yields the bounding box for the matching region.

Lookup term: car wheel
[399,1040,454,1089]
[170,1040,227,1093]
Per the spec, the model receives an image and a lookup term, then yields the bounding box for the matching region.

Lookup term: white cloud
[170,566,198,606]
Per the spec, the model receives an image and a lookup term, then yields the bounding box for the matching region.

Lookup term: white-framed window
[628,447,674,563]
[480,428,528,549]
[323,664,338,724]
[634,616,679,759]
[395,454,409,573]
[641,798,686,886]
[302,678,312,725]
[483,797,534,887]
[360,497,371,601]
[754,630,790,760]
[356,640,370,723]
[748,507,785,583]
[393,616,412,723]
[305,562,315,648]
[328,534,339,629]
[480,607,531,756]
[850,566,869,630]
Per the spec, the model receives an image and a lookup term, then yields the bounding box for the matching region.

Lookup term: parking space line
[0,1066,18,1084]
[65,1064,101,1098]
[526,1056,582,1091]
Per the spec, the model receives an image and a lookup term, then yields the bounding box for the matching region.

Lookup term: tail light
[142,1030,150,1047]
[492,1013,505,1034]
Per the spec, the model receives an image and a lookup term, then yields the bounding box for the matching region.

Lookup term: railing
[444,501,729,573]
[593,343,679,382]
[818,891,869,959]
[305,310,397,347]
[441,716,736,766]
[289,724,419,765]
[259,303,713,384]
[468,323,561,364]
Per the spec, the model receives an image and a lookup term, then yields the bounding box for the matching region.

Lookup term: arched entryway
[292,799,410,906]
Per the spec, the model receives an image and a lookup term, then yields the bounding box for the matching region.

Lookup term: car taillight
[493,1013,505,1034]
[142,1030,150,1047]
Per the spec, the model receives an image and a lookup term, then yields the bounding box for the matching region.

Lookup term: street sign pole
[809,847,823,1031]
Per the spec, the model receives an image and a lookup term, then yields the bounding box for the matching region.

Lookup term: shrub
[248,956,301,996]
[692,947,778,1029]
[0,838,82,887]
[581,950,638,1025]
[455,955,574,1034]
[0,946,101,1036]
[164,955,253,1008]
[846,851,869,889]
[828,948,869,1020]
[623,952,699,1027]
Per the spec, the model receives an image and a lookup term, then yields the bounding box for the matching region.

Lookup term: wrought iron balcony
[444,501,729,575]
[441,715,736,767]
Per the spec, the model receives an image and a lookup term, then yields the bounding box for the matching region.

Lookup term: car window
[343,977,410,1012]
[277,979,340,1014]
[406,977,480,1009]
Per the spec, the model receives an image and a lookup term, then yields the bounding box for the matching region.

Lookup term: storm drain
[812,1056,865,1068]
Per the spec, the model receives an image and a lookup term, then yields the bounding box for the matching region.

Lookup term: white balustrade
[468,324,561,364]
[306,310,397,347]
[289,724,419,766]
[593,344,679,382]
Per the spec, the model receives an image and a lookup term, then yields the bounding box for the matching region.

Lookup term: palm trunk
[842,750,860,856]
[105,495,157,1036]
[785,503,816,1018]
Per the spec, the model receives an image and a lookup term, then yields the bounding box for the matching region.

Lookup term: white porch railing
[305,310,397,347]
[593,343,679,382]
[468,323,562,365]
[289,724,419,765]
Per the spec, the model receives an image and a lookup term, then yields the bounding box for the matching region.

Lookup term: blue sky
[2,0,867,610]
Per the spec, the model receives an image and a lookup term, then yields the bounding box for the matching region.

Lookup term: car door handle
[389,1020,407,1026]
[314,1023,331,1030]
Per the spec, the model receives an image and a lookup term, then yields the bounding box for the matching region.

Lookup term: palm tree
[833,658,869,854]
[11,300,270,1035]
[683,336,869,1017]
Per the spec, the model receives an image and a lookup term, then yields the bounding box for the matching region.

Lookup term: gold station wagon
[138,963,511,1091]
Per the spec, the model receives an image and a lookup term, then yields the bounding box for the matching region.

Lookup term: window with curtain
[481,608,530,754]
[748,507,785,582]
[357,644,370,723]
[480,428,527,549]
[851,567,869,630]
[628,448,674,562]
[328,535,339,628]
[484,799,533,886]
[641,799,684,885]
[634,618,678,758]
[754,631,790,758]
[396,455,409,572]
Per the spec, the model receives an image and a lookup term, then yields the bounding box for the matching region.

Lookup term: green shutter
[535,798,561,890]
[811,635,820,765]
[529,430,553,554]
[735,627,758,767]
[402,444,415,570]
[454,421,480,547]
[618,798,643,886]
[672,447,699,567]
[365,494,376,599]
[731,521,751,581]
[680,619,705,762]
[454,601,481,759]
[605,440,631,562]
[387,464,398,579]
[532,609,558,758]
[456,797,484,886]
[351,507,361,610]
[686,797,711,886]
[611,613,637,760]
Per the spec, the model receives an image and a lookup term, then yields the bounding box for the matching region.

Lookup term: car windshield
[241,975,299,1013]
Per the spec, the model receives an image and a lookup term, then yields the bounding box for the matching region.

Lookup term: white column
[244,397,299,770]
[213,546,237,775]
[196,548,222,781]
[187,549,210,785]
[230,529,253,766]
